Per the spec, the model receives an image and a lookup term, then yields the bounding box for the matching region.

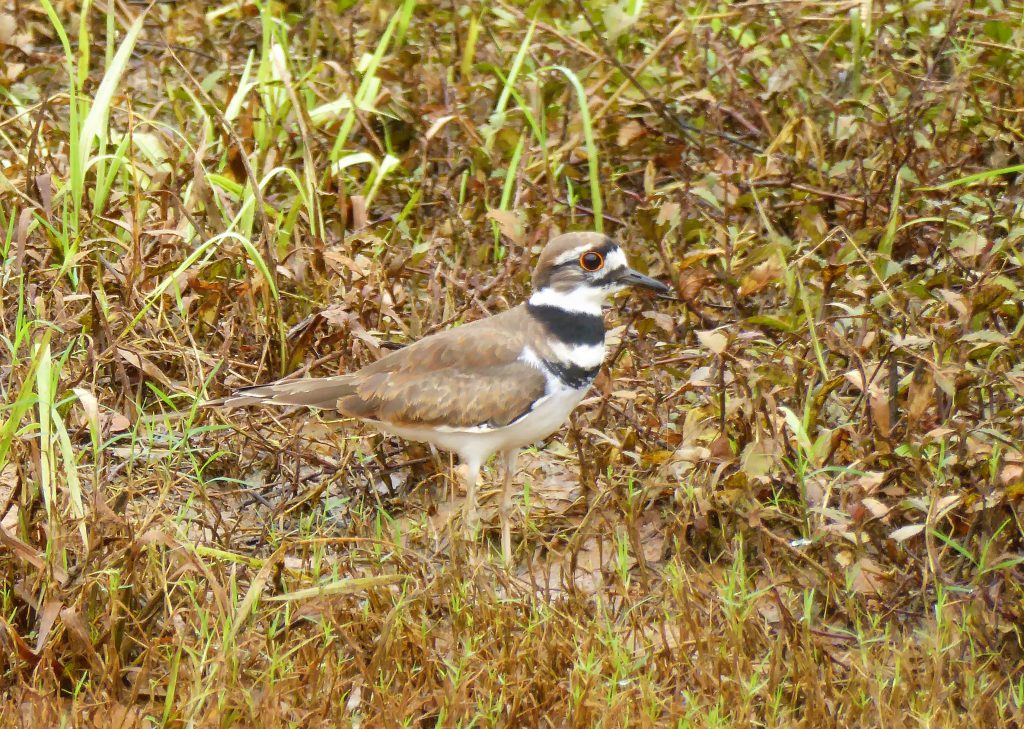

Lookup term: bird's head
[529,232,669,314]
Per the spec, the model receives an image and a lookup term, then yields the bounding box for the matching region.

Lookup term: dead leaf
[35,599,63,655]
[485,209,525,246]
[843,366,883,393]
[951,230,988,259]
[0,525,46,572]
[35,174,54,220]
[0,614,36,664]
[60,607,104,673]
[757,597,781,623]
[602,1,638,41]
[906,365,934,423]
[95,703,145,729]
[741,439,778,478]
[351,194,368,229]
[267,574,407,602]
[616,120,645,147]
[738,259,783,297]
[869,390,891,437]
[72,388,100,432]
[889,524,925,542]
[0,14,14,45]
[709,434,733,459]
[117,348,175,391]
[860,497,890,519]
[848,557,888,596]
[0,464,17,531]
[424,114,457,141]
[697,329,728,355]
[656,201,681,229]
[1000,464,1023,485]
[856,471,885,493]
[938,289,970,319]
[637,515,666,564]
[642,310,675,333]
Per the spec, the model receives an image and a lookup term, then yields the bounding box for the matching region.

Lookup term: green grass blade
[542,65,603,232]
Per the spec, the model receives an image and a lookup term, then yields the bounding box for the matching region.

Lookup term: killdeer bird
[225,232,668,560]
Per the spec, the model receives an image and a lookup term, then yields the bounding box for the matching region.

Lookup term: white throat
[529,284,618,315]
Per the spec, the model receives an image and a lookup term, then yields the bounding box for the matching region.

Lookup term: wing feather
[226,304,550,429]
[339,305,548,428]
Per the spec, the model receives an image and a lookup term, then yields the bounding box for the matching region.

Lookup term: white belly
[378,387,587,465]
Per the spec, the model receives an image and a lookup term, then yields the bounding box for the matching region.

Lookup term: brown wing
[339,305,548,428]
[225,375,356,408]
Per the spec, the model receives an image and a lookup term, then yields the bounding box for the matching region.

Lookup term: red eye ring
[579,251,605,272]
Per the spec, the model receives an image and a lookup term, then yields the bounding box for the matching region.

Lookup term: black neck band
[527,302,604,347]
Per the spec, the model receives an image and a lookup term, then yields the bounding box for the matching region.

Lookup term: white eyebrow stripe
[553,245,629,275]
[553,244,596,265]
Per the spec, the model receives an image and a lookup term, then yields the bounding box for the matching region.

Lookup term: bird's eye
[579,251,605,272]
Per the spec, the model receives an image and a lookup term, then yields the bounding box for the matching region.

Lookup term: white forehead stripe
[603,248,628,271]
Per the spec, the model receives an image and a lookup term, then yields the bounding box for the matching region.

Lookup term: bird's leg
[462,456,482,537]
[500,449,519,564]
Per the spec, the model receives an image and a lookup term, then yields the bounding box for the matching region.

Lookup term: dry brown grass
[2,0,1023,726]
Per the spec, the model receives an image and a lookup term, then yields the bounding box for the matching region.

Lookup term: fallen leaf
[1000,464,1024,485]
[117,348,175,390]
[485,209,525,246]
[35,599,63,655]
[869,390,891,437]
[616,120,645,147]
[72,388,100,432]
[60,607,104,673]
[642,310,675,333]
[951,230,987,258]
[634,515,667,565]
[738,259,783,297]
[424,114,457,141]
[860,497,890,519]
[697,329,728,355]
[906,365,934,423]
[741,439,778,478]
[267,574,407,601]
[856,471,885,493]
[889,524,925,542]
[939,289,969,319]
[848,557,888,596]
[0,14,14,45]
[95,703,145,729]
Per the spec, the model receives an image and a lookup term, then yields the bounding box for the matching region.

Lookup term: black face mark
[589,268,627,289]
[527,304,604,346]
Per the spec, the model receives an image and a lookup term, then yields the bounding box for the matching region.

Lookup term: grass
[2,0,1024,726]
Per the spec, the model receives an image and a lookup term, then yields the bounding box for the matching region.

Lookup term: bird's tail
[221,376,356,409]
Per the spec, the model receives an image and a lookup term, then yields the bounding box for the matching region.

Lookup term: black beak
[619,268,670,294]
